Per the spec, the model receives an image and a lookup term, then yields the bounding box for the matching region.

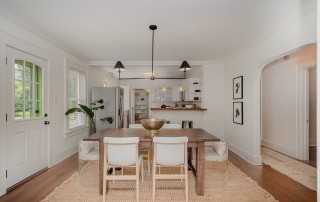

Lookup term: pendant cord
[151,29,154,80]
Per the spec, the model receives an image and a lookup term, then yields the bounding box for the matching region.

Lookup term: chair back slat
[153,137,188,166]
[104,137,139,166]
[129,124,144,128]
[162,124,182,129]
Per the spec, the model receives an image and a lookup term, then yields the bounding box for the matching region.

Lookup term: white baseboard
[0,182,5,197]
[228,143,262,165]
[54,144,78,165]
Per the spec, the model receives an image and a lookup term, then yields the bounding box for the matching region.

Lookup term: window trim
[65,59,88,136]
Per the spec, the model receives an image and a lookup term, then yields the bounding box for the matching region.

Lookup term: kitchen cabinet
[182,77,202,101]
[172,86,182,101]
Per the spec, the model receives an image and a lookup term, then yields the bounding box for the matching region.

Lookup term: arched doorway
[260,44,316,164]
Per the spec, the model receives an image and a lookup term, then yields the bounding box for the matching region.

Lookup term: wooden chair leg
[141,159,144,182]
[136,161,140,202]
[103,167,107,202]
[152,165,156,202]
[185,166,188,201]
[147,150,150,176]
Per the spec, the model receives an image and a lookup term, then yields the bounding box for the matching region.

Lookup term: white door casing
[6,47,49,188]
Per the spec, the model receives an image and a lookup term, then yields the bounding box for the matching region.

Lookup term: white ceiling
[0,0,315,64]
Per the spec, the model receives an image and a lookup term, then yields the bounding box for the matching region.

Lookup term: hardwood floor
[0,151,316,202]
[0,154,78,202]
[229,151,316,202]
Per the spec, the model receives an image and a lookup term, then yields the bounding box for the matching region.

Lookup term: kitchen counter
[150,107,207,111]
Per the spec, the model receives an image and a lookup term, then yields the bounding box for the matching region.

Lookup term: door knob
[44,121,50,125]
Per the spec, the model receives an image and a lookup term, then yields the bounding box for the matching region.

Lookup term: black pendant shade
[113,61,125,72]
[113,61,125,79]
[179,61,191,72]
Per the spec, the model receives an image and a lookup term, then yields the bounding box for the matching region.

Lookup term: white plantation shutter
[67,67,87,131]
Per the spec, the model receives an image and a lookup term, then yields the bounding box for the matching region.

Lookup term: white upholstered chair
[78,140,99,173]
[129,124,144,128]
[161,123,182,129]
[129,123,151,176]
[152,137,189,202]
[102,137,143,202]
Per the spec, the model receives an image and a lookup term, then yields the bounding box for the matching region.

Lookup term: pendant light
[113,61,125,79]
[113,26,192,80]
[179,60,191,79]
[149,25,157,80]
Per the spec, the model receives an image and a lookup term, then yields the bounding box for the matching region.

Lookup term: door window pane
[14,80,24,100]
[14,102,24,120]
[14,60,43,120]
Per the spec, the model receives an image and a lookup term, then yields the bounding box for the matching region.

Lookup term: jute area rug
[42,161,277,202]
[261,146,316,191]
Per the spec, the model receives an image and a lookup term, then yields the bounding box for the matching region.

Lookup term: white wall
[0,11,91,196]
[261,59,298,157]
[224,4,317,165]
[261,45,316,159]
[202,63,225,140]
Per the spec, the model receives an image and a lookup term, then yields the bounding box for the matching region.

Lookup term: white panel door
[6,47,49,188]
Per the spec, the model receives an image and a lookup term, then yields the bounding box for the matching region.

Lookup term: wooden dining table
[84,128,220,196]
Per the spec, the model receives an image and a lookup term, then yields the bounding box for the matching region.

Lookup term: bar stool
[182,120,193,128]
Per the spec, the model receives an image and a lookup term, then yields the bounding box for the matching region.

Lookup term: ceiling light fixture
[113,61,125,79]
[179,60,191,79]
[114,25,191,80]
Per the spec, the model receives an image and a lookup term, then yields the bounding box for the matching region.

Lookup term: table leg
[195,141,205,195]
[188,147,196,174]
[99,141,108,195]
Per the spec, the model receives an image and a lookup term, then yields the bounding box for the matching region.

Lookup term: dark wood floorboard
[0,154,78,202]
[228,151,317,202]
[0,151,316,202]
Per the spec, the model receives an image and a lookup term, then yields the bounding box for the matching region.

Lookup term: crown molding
[0,6,89,62]
[225,0,317,62]
[89,60,224,67]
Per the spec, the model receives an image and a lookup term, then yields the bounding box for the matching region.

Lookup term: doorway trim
[257,43,316,162]
[301,65,317,160]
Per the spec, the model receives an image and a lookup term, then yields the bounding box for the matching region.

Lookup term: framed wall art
[233,76,243,99]
[233,102,243,125]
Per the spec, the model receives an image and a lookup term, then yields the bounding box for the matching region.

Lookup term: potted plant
[65,99,113,135]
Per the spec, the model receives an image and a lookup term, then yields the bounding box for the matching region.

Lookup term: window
[66,64,87,131]
[14,60,43,120]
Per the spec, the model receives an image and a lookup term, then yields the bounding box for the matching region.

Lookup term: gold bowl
[140,119,165,134]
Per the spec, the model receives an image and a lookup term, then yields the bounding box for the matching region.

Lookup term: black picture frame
[233,102,243,125]
[233,76,243,99]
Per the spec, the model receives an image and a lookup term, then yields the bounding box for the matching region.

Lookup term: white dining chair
[162,124,182,129]
[129,123,151,176]
[129,124,144,128]
[102,137,143,202]
[78,140,99,174]
[152,136,189,202]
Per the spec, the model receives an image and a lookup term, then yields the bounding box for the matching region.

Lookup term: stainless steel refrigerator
[92,87,124,132]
